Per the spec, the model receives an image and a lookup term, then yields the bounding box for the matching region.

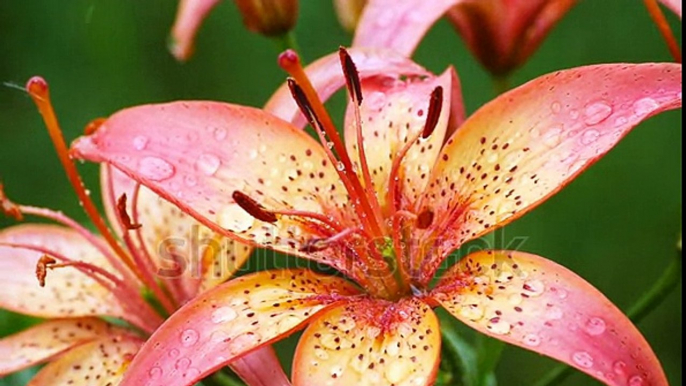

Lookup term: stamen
[279,51,383,238]
[300,227,359,253]
[422,86,443,139]
[643,0,682,62]
[116,194,142,230]
[35,255,56,287]
[338,47,363,105]
[232,191,278,223]
[25,77,138,275]
[0,183,23,220]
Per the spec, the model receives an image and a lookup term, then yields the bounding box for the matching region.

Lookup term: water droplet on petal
[459,304,485,321]
[180,329,199,347]
[584,317,606,336]
[581,129,600,145]
[326,141,334,149]
[488,318,511,335]
[556,288,568,299]
[196,153,221,176]
[633,97,659,116]
[628,375,645,386]
[183,175,197,187]
[313,347,329,360]
[543,127,563,147]
[133,135,149,150]
[211,306,238,323]
[175,357,191,370]
[545,306,564,321]
[523,333,541,347]
[551,102,562,114]
[209,330,229,343]
[184,368,201,379]
[218,205,255,233]
[148,367,163,380]
[523,280,545,296]
[168,348,180,358]
[336,162,345,171]
[139,157,175,181]
[572,351,594,368]
[613,361,627,375]
[583,102,613,125]
[385,359,411,384]
[213,127,227,141]
[569,109,580,120]
[248,149,259,159]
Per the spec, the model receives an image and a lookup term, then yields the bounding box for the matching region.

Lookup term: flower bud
[234,0,299,37]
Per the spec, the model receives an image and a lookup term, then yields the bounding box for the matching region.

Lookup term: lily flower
[170,0,299,61]
[69,47,681,386]
[0,78,290,385]
[352,0,578,77]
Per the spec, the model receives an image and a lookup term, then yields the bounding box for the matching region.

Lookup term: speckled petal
[293,297,440,386]
[120,269,359,386]
[352,0,464,56]
[103,166,252,299]
[0,224,131,320]
[0,318,123,375]
[343,68,460,209]
[169,0,221,61]
[70,102,360,273]
[431,250,667,386]
[27,334,143,386]
[264,47,430,128]
[418,63,681,265]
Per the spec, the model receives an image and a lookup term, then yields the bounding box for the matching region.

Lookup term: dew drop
[175,357,191,370]
[569,109,580,120]
[545,306,564,321]
[209,330,229,343]
[584,317,606,336]
[213,127,227,141]
[248,149,259,159]
[488,319,511,335]
[628,375,645,386]
[522,280,545,296]
[551,102,562,114]
[168,348,180,358]
[613,116,628,127]
[613,361,627,375]
[633,97,659,116]
[523,333,541,347]
[218,205,255,233]
[556,288,568,299]
[336,162,345,171]
[581,130,600,145]
[326,141,334,149]
[543,127,563,147]
[184,368,201,379]
[583,102,613,125]
[183,175,197,187]
[572,351,594,368]
[139,157,175,181]
[459,304,485,321]
[133,135,149,150]
[211,306,238,323]
[196,153,221,176]
[148,367,163,380]
[180,329,199,347]
[330,366,344,379]
[385,359,411,384]
[313,347,329,360]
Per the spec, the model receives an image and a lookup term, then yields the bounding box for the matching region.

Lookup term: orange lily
[69,48,681,386]
[0,78,289,385]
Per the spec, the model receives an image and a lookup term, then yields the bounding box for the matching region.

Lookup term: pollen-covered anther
[339,46,363,105]
[35,255,57,287]
[287,78,318,127]
[421,86,443,139]
[116,193,142,230]
[0,183,23,221]
[232,190,278,223]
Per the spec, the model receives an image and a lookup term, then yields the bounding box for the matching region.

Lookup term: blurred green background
[0,1,681,385]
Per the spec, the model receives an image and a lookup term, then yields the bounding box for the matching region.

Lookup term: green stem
[203,370,245,386]
[534,238,682,386]
[272,31,300,54]
[492,75,511,96]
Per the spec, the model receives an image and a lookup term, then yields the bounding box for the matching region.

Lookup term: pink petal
[27,334,143,386]
[352,0,464,56]
[659,0,682,18]
[416,63,681,277]
[169,0,221,61]
[103,166,252,300]
[342,68,459,210]
[71,102,361,274]
[120,269,359,386]
[0,318,122,375]
[231,347,292,386]
[0,224,135,322]
[431,250,667,386]
[264,47,430,128]
[293,297,440,386]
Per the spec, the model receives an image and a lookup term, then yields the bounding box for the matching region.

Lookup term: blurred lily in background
[0,78,289,386]
[170,0,299,61]
[68,45,681,385]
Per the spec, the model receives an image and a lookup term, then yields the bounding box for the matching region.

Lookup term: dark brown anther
[0,183,23,221]
[299,238,329,253]
[416,209,434,229]
[421,86,443,139]
[36,255,56,287]
[339,47,363,105]
[232,191,278,223]
[287,78,316,125]
[116,194,142,230]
